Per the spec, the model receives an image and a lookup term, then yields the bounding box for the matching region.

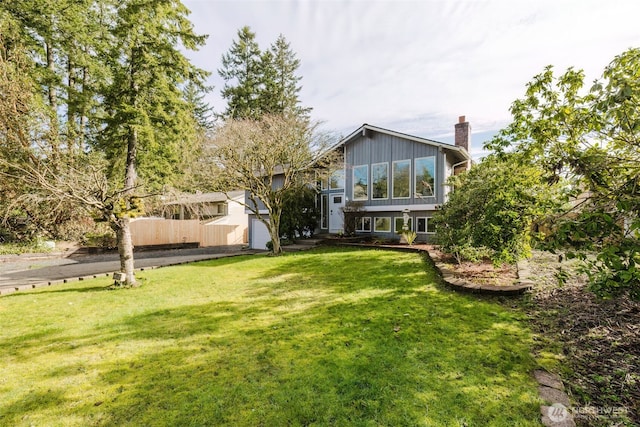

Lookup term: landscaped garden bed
[426,246,639,425]
[420,244,519,287]
[523,251,639,426]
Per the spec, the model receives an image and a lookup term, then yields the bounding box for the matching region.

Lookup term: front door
[329,194,344,233]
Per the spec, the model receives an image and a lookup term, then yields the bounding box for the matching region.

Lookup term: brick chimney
[454,115,470,152]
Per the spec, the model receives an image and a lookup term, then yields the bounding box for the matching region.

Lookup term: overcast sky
[182,0,640,158]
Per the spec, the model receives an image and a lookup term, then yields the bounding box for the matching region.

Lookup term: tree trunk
[268,209,283,255]
[46,41,57,110]
[115,218,136,286]
[45,39,60,163]
[114,47,141,286]
[79,65,88,151]
[115,125,139,285]
[67,55,77,156]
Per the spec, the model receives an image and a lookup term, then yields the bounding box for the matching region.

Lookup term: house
[131,191,248,248]
[248,117,471,249]
[162,190,246,222]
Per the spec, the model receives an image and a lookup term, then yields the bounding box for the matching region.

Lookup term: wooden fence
[130,219,247,247]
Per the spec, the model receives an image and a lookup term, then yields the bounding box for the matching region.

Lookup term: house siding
[332,126,471,242]
[247,123,469,248]
[352,210,439,242]
[344,130,444,207]
[244,175,285,213]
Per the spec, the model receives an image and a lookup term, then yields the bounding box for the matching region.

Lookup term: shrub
[280,185,319,240]
[83,231,117,249]
[432,154,562,265]
[341,201,365,236]
[402,230,417,246]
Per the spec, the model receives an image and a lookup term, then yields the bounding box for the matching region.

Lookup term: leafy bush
[280,185,319,241]
[486,48,640,298]
[432,154,562,265]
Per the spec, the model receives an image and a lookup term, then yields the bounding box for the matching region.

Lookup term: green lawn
[0,247,540,426]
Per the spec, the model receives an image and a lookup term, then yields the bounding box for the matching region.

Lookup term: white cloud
[183,0,640,150]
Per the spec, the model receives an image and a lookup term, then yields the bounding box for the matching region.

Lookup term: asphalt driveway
[0,246,257,294]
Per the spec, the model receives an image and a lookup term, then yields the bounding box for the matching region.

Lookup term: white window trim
[320,194,328,229]
[394,217,413,233]
[416,216,436,234]
[318,170,328,190]
[359,204,440,212]
[352,164,369,201]
[392,159,411,200]
[330,168,345,191]
[373,217,391,233]
[426,217,436,234]
[356,216,372,233]
[371,162,389,200]
[414,156,436,199]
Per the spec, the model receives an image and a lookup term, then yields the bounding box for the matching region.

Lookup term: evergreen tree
[218,26,263,119]
[184,80,214,131]
[218,29,310,119]
[262,34,310,118]
[1,0,108,155]
[0,0,109,239]
[96,0,208,285]
[1,0,209,286]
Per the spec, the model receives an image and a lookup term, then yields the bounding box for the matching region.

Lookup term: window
[330,169,345,190]
[321,195,328,229]
[353,165,368,200]
[416,217,436,234]
[372,163,388,199]
[394,217,413,233]
[415,157,436,198]
[318,171,327,190]
[392,160,411,198]
[427,218,436,233]
[355,217,372,232]
[374,217,391,232]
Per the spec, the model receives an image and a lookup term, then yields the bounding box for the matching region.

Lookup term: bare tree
[205,114,337,254]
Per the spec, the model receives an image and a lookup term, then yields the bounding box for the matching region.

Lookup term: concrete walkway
[0,246,260,295]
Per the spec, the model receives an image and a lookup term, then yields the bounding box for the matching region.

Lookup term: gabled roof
[331,123,470,162]
[164,190,244,206]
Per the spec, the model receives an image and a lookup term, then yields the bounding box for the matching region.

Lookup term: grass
[0,247,540,426]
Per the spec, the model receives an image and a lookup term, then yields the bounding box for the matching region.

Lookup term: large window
[353,165,368,200]
[321,195,328,229]
[318,170,327,190]
[330,169,345,190]
[415,157,436,198]
[372,163,388,199]
[416,217,436,234]
[392,160,411,199]
[355,217,371,232]
[374,217,391,232]
[394,217,413,233]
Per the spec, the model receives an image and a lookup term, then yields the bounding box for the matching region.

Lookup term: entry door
[329,194,345,233]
